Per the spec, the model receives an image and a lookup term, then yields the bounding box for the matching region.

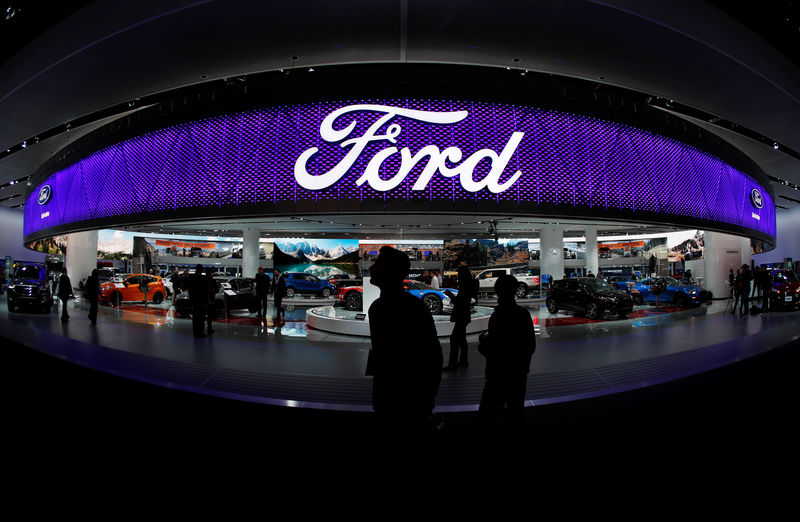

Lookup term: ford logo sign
[750,188,763,209]
[37,185,52,205]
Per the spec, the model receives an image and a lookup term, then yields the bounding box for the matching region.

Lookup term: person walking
[57,267,74,322]
[443,261,472,371]
[254,266,270,317]
[85,269,101,326]
[477,274,536,436]
[761,268,772,313]
[366,245,442,436]
[728,268,735,298]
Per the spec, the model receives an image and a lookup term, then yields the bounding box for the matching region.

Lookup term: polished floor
[2,294,798,413]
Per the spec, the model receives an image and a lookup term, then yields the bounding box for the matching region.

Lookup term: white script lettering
[40,211,50,219]
[294,104,524,193]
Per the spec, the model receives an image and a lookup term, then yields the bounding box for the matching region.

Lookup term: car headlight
[7,284,14,290]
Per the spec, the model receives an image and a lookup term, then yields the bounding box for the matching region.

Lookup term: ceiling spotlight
[21,141,26,148]
[308,67,315,72]
[773,142,780,150]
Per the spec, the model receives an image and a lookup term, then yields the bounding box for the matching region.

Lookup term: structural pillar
[65,231,98,291]
[540,226,564,282]
[241,227,260,278]
[703,231,751,298]
[584,226,598,277]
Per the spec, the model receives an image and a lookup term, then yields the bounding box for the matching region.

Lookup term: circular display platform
[306,305,493,337]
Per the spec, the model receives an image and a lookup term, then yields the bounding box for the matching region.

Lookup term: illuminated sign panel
[25,98,776,242]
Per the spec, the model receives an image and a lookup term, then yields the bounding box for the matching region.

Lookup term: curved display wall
[24,98,776,243]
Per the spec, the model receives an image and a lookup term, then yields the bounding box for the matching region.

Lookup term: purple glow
[25,98,776,240]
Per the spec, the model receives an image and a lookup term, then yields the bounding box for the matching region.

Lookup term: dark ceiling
[1,0,799,216]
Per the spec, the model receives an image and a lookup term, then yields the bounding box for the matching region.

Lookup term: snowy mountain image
[274,239,357,262]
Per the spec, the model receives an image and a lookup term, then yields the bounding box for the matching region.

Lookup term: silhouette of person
[367,245,443,435]
[57,267,74,322]
[739,264,752,315]
[761,268,772,312]
[188,264,209,337]
[477,274,536,436]
[205,267,219,334]
[443,261,472,371]
[273,272,286,320]
[85,269,100,326]
[254,266,270,317]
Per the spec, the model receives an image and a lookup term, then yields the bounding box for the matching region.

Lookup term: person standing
[443,261,472,371]
[430,270,440,290]
[0,263,6,295]
[728,268,735,298]
[761,268,773,313]
[739,264,752,315]
[477,274,536,436]
[273,272,286,321]
[205,267,219,334]
[254,266,270,317]
[188,264,209,337]
[170,267,182,304]
[85,269,101,326]
[57,267,74,322]
[367,245,442,435]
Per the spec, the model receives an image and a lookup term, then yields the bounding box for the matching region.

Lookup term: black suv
[546,277,633,319]
[7,262,53,313]
[174,276,255,318]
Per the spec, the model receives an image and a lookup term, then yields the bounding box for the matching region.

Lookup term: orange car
[100,273,167,306]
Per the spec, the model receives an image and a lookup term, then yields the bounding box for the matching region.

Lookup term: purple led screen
[25,99,776,241]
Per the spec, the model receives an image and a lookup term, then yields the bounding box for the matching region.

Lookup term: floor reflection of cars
[6,262,53,313]
[174,277,255,318]
[768,270,800,309]
[100,274,167,306]
[546,277,633,319]
[631,277,710,307]
[283,273,335,298]
[337,279,464,315]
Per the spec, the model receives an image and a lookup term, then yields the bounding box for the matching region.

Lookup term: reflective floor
[1,295,798,411]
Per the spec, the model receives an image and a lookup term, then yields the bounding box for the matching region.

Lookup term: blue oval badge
[750,188,763,209]
[37,185,52,205]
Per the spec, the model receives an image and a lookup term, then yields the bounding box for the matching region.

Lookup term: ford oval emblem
[750,188,763,209]
[37,185,52,205]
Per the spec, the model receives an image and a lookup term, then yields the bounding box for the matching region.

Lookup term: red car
[768,270,800,309]
[100,273,167,306]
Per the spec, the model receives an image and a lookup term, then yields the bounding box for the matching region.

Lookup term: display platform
[306,305,493,337]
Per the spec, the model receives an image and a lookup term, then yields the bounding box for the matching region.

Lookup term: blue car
[402,279,457,315]
[630,276,711,307]
[283,272,335,298]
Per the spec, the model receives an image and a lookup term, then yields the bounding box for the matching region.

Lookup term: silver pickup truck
[474,267,539,298]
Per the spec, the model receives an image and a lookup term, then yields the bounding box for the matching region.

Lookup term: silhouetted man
[254,266,270,317]
[85,269,100,326]
[477,274,536,436]
[205,267,219,334]
[188,264,209,337]
[367,245,443,435]
[57,267,74,322]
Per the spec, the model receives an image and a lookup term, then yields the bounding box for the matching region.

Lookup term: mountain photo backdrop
[273,238,360,266]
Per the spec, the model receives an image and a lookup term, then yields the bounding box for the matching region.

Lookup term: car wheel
[345,291,362,311]
[322,288,331,298]
[152,292,164,304]
[546,298,559,314]
[423,294,443,315]
[515,284,528,299]
[674,293,688,308]
[632,294,643,306]
[286,287,296,298]
[586,302,600,319]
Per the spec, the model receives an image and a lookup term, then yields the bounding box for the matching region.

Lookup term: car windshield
[584,278,614,291]
[14,265,45,280]
[662,277,680,285]
[774,271,798,283]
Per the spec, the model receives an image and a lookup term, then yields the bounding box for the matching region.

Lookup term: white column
[702,231,751,298]
[540,226,564,282]
[584,226,598,276]
[65,230,97,290]
[241,227,260,278]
